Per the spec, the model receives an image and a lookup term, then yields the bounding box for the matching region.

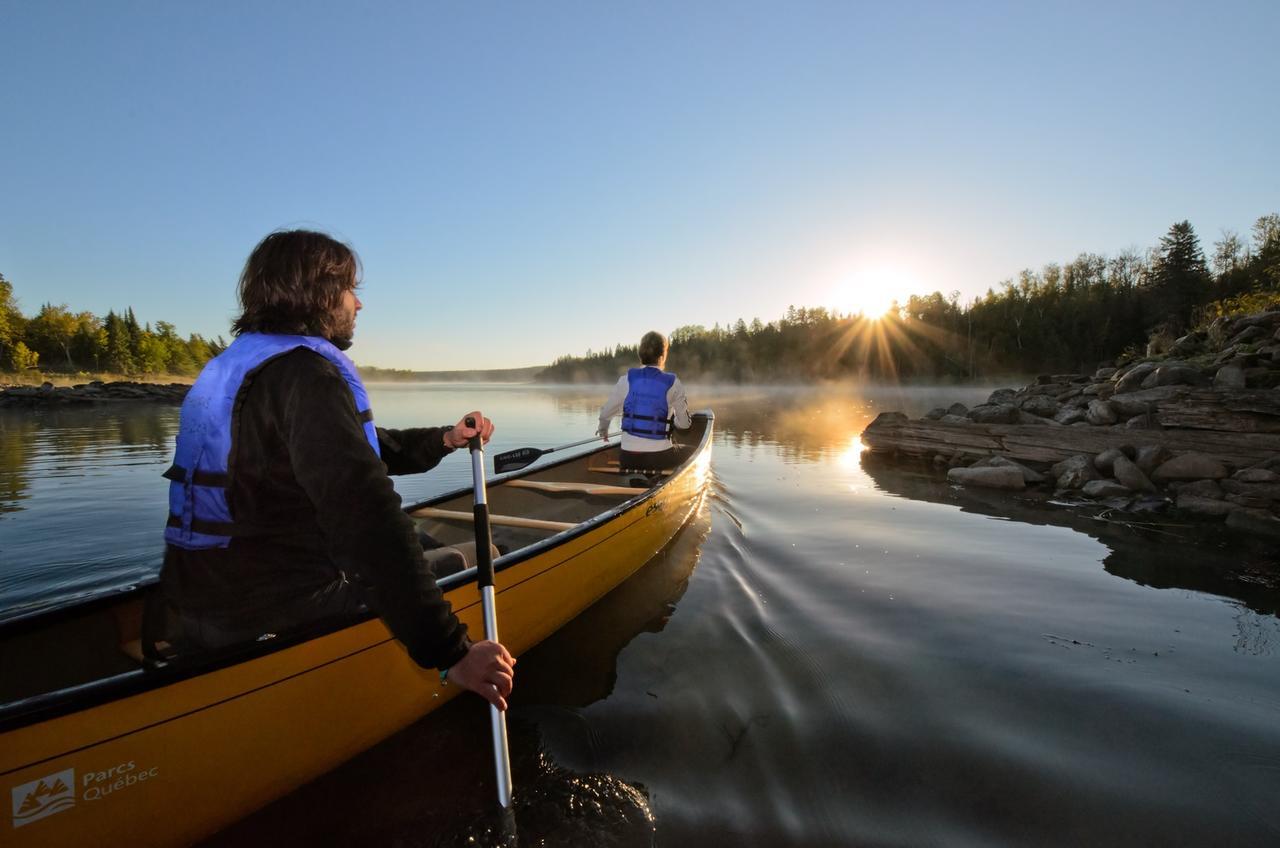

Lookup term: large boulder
[1226,324,1272,347]
[1053,455,1102,490]
[968,403,1019,424]
[1093,447,1133,474]
[1019,394,1060,417]
[947,402,970,417]
[1053,406,1087,426]
[1109,386,1181,418]
[1086,400,1118,426]
[1114,362,1159,393]
[985,390,1015,406]
[1141,363,1207,389]
[1134,445,1171,475]
[1234,468,1280,484]
[947,466,1026,490]
[1213,364,1247,389]
[1152,453,1229,483]
[1112,455,1157,493]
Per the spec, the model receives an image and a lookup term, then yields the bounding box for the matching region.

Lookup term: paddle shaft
[465,418,514,810]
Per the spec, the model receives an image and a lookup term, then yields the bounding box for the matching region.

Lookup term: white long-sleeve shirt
[598,370,692,452]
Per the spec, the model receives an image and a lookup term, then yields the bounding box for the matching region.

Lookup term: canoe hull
[1,418,712,846]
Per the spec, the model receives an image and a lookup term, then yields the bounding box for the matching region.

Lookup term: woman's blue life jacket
[621,367,676,440]
[163,333,380,551]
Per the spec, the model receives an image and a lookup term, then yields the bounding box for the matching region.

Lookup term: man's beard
[329,314,356,350]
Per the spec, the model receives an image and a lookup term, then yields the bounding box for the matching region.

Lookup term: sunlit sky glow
[2,2,1277,370]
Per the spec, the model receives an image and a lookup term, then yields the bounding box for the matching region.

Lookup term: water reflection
[859,452,1280,618]
[0,413,38,514]
[203,499,711,848]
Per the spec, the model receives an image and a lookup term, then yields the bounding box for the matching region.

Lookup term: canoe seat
[503,480,638,497]
[410,507,576,533]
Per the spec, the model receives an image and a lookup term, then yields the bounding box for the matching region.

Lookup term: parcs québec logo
[11,768,75,828]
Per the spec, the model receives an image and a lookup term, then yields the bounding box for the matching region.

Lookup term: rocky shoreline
[0,380,189,407]
[862,309,1280,539]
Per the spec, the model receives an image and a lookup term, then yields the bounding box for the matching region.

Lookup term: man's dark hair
[231,230,360,338]
[638,330,668,366]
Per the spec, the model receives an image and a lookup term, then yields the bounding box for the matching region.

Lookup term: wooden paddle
[465,417,514,809]
[493,432,620,474]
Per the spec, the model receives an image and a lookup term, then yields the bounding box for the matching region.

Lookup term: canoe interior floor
[0,598,145,703]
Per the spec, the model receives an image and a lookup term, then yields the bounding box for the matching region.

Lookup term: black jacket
[159,347,469,670]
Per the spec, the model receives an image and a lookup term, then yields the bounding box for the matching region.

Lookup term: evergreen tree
[1146,220,1211,333]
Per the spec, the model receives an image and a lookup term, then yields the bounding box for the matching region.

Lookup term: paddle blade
[493,446,543,474]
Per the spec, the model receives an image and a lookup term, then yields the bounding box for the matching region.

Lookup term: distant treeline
[0,284,224,376]
[359,365,546,382]
[537,216,1280,383]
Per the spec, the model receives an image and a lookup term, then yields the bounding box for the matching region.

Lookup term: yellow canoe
[0,412,714,847]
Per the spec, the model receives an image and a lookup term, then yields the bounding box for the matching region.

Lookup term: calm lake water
[3,384,1279,846]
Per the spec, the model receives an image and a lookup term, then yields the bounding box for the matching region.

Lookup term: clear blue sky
[2,1,1277,369]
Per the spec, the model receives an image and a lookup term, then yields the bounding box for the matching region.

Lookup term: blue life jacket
[621,367,676,440]
[163,333,380,550]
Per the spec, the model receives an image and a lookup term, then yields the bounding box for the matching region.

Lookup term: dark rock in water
[947,402,970,416]
[1083,479,1131,498]
[1054,407,1087,426]
[1176,493,1239,516]
[925,407,947,420]
[1226,509,1280,538]
[1129,495,1170,513]
[1153,453,1229,483]
[974,455,1046,484]
[947,466,1025,490]
[1221,479,1280,501]
[1176,479,1225,499]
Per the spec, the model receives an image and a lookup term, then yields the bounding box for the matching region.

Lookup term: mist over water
[3,384,1279,846]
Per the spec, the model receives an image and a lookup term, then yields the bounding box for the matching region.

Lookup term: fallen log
[862,412,1280,468]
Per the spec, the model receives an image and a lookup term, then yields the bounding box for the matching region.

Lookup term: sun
[835,267,914,319]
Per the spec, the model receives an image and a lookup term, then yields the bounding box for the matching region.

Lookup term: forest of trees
[537,215,1280,384]
[0,284,223,377]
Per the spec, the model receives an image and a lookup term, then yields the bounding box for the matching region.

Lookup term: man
[157,229,513,709]
[597,330,691,471]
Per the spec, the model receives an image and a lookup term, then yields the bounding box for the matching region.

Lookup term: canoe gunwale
[0,411,714,734]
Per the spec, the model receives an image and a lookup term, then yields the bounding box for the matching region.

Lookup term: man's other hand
[446,411,495,448]
[446,639,516,710]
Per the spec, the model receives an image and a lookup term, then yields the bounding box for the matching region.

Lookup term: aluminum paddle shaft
[466,418,514,809]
